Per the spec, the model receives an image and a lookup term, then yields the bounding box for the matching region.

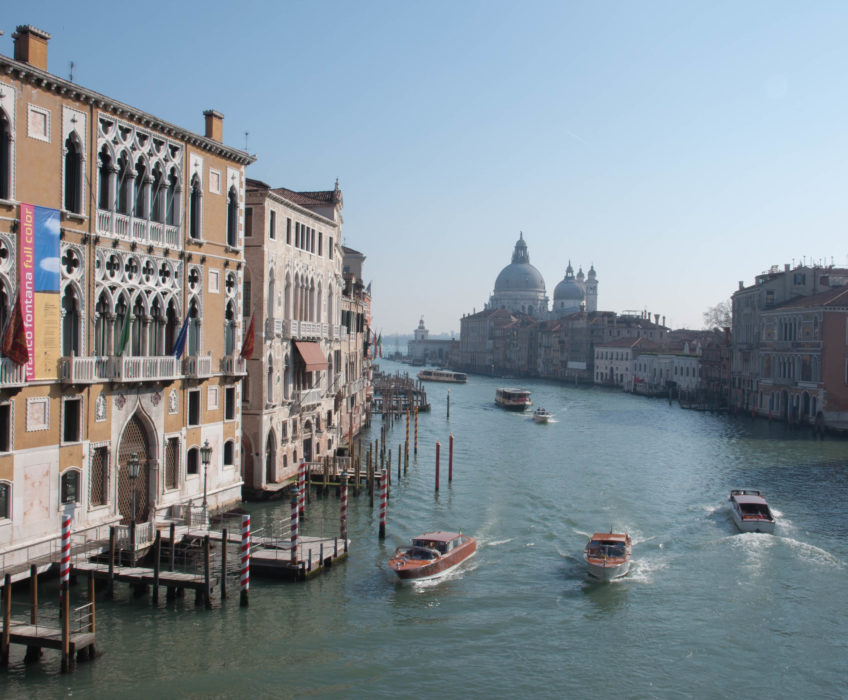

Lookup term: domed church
[486,234,598,318]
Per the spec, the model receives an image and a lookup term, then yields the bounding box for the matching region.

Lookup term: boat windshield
[406,546,438,560]
[587,540,627,557]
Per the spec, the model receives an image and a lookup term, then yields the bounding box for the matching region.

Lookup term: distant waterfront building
[730,262,848,428]
[407,317,456,365]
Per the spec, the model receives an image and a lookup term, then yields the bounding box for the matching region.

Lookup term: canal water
[5,359,848,698]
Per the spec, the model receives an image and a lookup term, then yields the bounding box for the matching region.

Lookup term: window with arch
[90,446,108,506]
[225,301,236,355]
[61,469,80,504]
[61,286,81,356]
[187,446,199,475]
[0,109,10,199]
[223,440,234,467]
[98,145,113,211]
[0,481,10,519]
[116,151,132,215]
[64,134,83,213]
[227,186,238,247]
[150,163,164,223]
[266,355,274,404]
[242,268,251,318]
[133,156,147,218]
[189,174,202,239]
[94,291,110,355]
[166,167,179,226]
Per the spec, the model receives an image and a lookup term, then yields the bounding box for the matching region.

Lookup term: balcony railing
[265,317,284,339]
[0,358,27,388]
[114,356,180,382]
[97,209,180,247]
[183,355,213,378]
[295,388,323,407]
[60,356,113,383]
[221,355,247,376]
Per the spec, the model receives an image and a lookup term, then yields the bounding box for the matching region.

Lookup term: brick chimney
[203,110,224,142]
[13,25,50,71]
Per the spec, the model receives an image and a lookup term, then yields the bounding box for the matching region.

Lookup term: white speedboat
[533,407,553,423]
[584,532,632,581]
[729,489,775,533]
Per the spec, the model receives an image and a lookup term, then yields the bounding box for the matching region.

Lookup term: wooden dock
[3,623,95,666]
[251,535,349,581]
[371,370,430,415]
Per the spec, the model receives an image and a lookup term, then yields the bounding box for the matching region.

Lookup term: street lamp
[200,439,212,524]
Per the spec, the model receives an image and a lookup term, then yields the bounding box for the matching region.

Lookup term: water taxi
[533,407,553,423]
[417,369,468,383]
[584,532,632,581]
[388,531,477,581]
[729,489,775,533]
[495,387,532,411]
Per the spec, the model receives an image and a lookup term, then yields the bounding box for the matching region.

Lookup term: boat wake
[777,536,846,568]
[484,538,514,547]
[406,553,479,589]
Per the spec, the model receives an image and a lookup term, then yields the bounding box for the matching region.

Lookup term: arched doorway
[117,413,153,524]
[265,430,276,485]
[241,435,255,489]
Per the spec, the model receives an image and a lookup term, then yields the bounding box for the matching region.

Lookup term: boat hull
[730,510,775,534]
[585,559,631,581]
[389,538,477,580]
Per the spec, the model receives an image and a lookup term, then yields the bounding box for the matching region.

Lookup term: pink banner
[19,203,35,381]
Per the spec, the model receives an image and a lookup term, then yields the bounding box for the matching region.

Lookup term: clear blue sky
[6,2,848,334]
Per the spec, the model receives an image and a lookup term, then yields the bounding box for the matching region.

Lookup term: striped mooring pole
[298,462,306,519]
[435,441,441,491]
[340,471,349,545]
[240,514,250,607]
[290,485,299,565]
[60,514,71,597]
[378,470,387,539]
[60,514,71,672]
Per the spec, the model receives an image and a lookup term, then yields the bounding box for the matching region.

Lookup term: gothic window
[243,268,251,318]
[189,174,202,239]
[114,294,129,355]
[284,275,291,319]
[223,440,234,467]
[165,299,179,355]
[64,134,82,213]
[187,446,199,475]
[0,110,10,200]
[166,167,179,226]
[187,296,200,356]
[266,355,274,403]
[116,152,132,215]
[0,482,10,519]
[267,272,275,316]
[98,145,113,211]
[227,186,238,247]
[316,284,322,324]
[94,292,110,355]
[150,163,164,223]
[133,156,147,219]
[131,296,145,356]
[150,297,164,355]
[61,286,81,356]
[225,301,236,355]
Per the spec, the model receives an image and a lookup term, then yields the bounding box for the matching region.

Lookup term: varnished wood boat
[584,531,632,581]
[388,531,476,580]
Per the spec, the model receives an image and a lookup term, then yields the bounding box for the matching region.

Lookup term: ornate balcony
[220,355,247,377]
[183,355,213,378]
[0,358,27,388]
[113,356,180,382]
[97,209,180,248]
[295,388,323,408]
[60,357,113,384]
[265,317,284,339]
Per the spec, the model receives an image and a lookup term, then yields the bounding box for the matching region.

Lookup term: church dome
[554,261,585,302]
[493,234,546,293]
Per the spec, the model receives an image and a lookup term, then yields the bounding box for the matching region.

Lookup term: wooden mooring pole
[152,531,161,604]
[2,573,12,666]
[414,406,419,455]
[25,564,41,664]
[378,470,387,540]
[435,441,441,492]
[449,433,454,483]
[107,526,115,599]
[220,528,228,601]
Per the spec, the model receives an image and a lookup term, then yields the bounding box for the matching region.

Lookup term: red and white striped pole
[298,462,306,519]
[290,485,299,565]
[60,514,71,598]
[435,441,441,491]
[240,514,250,607]
[449,433,454,482]
[378,470,387,539]
[340,471,349,546]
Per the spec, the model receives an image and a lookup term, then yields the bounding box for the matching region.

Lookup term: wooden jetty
[371,370,430,415]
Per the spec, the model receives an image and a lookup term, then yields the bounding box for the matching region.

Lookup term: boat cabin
[412,531,464,555]
[586,533,629,558]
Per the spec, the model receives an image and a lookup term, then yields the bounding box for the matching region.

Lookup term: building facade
[0,26,254,567]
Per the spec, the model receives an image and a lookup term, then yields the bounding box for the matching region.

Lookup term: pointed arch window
[189,174,202,239]
[266,355,274,403]
[61,286,81,356]
[0,110,10,200]
[133,156,148,219]
[165,299,179,355]
[116,152,132,215]
[64,134,82,213]
[166,167,179,226]
[150,163,164,223]
[187,298,200,357]
[114,295,129,355]
[226,186,238,247]
[98,145,113,211]
[225,301,236,355]
[150,297,164,355]
[94,292,110,355]
[131,296,145,356]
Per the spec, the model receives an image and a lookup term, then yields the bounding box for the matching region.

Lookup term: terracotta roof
[597,337,644,349]
[271,187,341,207]
[769,286,848,310]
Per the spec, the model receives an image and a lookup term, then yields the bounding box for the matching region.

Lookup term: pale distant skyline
[5,2,848,334]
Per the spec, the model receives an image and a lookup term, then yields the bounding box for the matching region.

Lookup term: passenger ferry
[417,369,468,384]
[495,387,532,411]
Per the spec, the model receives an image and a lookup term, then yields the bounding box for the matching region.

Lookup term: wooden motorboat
[533,407,553,423]
[495,387,532,411]
[388,531,476,580]
[729,489,775,534]
[417,369,468,383]
[584,532,632,581]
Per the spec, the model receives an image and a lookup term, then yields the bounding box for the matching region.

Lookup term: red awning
[295,341,328,371]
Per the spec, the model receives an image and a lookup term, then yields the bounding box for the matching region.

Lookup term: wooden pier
[371,370,430,415]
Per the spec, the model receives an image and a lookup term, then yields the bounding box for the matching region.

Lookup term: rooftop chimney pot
[203,109,224,142]
[13,25,51,71]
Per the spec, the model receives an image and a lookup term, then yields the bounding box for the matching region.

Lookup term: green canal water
[5,359,848,698]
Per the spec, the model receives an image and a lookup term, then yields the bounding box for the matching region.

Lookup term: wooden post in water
[240,515,250,607]
[354,456,361,497]
[107,526,115,599]
[2,573,12,666]
[378,470,387,540]
[203,535,212,610]
[449,433,454,483]
[169,522,176,571]
[87,570,96,659]
[298,462,307,519]
[397,444,401,481]
[405,410,410,471]
[447,389,450,419]
[387,449,392,486]
[323,457,329,496]
[340,470,349,547]
[24,565,41,664]
[435,441,441,492]
[220,528,228,601]
[290,486,300,565]
[414,406,419,455]
[152,531,161,604]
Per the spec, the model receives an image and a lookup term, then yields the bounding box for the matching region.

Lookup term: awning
[295,341,329,371]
